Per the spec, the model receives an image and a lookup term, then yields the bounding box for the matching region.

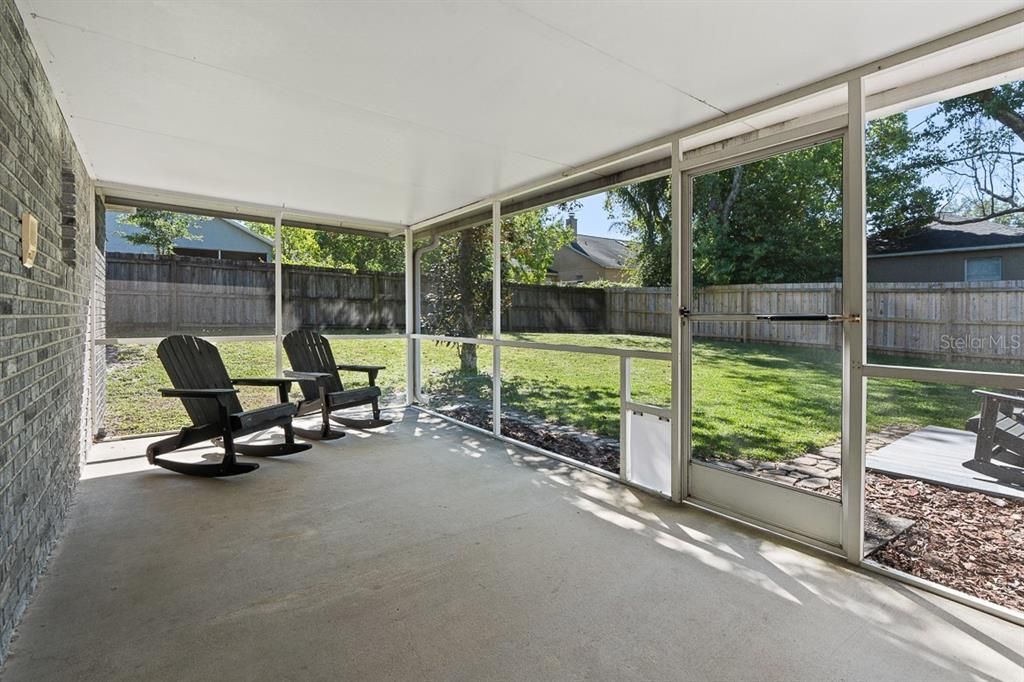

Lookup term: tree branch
[720,166,743,228]
[933,207,1024,225]
[971,89,1024,143]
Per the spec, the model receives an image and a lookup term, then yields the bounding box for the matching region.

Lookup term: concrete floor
[2,409,1022,681]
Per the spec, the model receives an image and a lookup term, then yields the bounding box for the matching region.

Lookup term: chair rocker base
[152,458,260,478]
[963,458,1024,487]
[291,425,347,441]
[329,414,393,430]
[233,442,312,456]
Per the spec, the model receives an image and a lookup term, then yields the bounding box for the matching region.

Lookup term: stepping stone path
[696,425,916,497]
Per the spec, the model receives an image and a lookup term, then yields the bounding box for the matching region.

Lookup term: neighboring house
[105,210,274,261]
[550,215,631,283]
[867,216,1024,283]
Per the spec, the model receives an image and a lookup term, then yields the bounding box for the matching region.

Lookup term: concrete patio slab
[2,409,1021,681]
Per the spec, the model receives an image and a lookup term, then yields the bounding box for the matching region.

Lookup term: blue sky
[555,100,960,240]
[564,192,619,239]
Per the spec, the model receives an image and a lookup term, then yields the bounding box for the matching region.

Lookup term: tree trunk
[972,89,1024,143]
[458,232,478,373]
[459,342,477,373]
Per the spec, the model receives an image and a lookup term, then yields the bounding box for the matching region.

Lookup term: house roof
[223,219,274,246]
[106,211,274,252]
[569,234,631,269]
[868,217,1024,256]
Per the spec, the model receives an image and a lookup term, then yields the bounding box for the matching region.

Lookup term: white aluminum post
[841,78,867,564]
[274,210,283,376]
[671,139,687,503]
[405,227,415,406]
[619,356,632,483]
[492,201,502,437]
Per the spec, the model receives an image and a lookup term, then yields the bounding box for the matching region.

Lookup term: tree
[691,139,844,286]
[604,180,671,286]
[915,80,1024,226]
[119,210,205,256]
[421,209,572,372]
[605,114,938,286]
[246,223,404,272]
[865,113,941,246]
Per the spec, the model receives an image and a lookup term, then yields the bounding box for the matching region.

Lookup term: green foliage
[693,140,845,286]
[606,114,940,286]
[247,223,405,272]
[571,278,635,289]
[604,180,671,286]
[420,209,572,371]
[865,113,941,245]
[119,209,205,256]
[502,211,574,284]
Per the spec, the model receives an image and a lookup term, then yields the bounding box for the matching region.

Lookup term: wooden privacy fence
[503,283,606,333]
[105,253,404,336]
[605,281,1023,363]
[105,254,1022,363]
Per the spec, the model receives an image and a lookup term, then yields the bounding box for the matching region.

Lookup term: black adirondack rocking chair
[283,329,393,440]
[146,335,311,477]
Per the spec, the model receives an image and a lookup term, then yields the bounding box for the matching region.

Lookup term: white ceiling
[16,0,1024,229]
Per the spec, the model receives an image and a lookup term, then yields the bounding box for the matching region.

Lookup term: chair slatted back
[157,335,243,426]
[283,329,344,400]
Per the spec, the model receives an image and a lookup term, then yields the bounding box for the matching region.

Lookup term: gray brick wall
[0,0,95,660]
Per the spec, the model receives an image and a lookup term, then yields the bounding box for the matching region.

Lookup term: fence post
[372,273,382,330]
[943,286,954,365]
[742,287,750,343]
[834,283,843,350]
[601,288,610,334]
[169,256,178,333]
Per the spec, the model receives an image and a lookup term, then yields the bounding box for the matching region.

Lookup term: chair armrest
[973,389,1024,406]
[231,378,292,387]
[232,377,293,403]
[159,387,237,404]
[284,370,332,383]
[336,364,384,386]
[336,364,385,372]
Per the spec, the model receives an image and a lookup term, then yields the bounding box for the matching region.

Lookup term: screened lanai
[2,1,1024,679]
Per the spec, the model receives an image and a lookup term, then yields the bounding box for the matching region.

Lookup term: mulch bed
[434,403,1022,612]
[836,473,1024,612]
[433,404,620,473]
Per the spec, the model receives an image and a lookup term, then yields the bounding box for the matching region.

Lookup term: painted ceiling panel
[16,0,1023,226]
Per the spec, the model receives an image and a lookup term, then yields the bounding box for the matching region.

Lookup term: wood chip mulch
[434,404,620,473]
[851,473,1024,612]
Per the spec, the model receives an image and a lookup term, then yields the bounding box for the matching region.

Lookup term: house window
[964,256,1002,282]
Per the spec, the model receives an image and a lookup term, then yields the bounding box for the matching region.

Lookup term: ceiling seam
[500,1,730,116]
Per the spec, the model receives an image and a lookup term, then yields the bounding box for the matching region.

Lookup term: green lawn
[105,333,988,462]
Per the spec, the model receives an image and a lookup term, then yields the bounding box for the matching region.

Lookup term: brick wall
[0,0,95,660]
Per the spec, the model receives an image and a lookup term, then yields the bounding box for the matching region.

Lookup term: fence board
[106,254,1022,363]
[106,253,404,336]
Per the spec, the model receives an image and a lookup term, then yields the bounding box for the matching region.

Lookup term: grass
[105,333,991,462]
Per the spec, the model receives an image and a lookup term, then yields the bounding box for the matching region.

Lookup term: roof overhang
[868,243,1024,259]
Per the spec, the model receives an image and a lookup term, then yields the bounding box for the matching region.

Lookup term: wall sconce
[21,211,38,268]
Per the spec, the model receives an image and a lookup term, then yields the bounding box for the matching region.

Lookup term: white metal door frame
[676,122,851,551]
